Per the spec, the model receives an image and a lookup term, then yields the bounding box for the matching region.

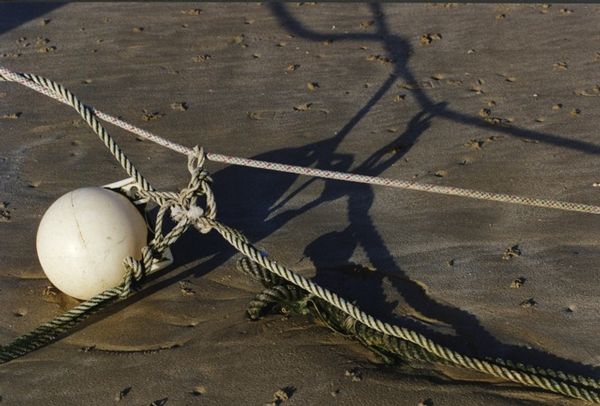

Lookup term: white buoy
[36,187,148,300]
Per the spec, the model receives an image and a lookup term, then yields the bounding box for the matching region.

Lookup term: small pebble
[520,298,537,308]
[190,385,206,396]
[366,54,393,64]
[179,280,195,296]
[170,102,188,111]
[141,110,164,121]
[0,202,11,222]
[1,112,22,119]
[231,34,245,45]
[510,277,526,288]
[293,103,312,112]
[266,387,295,406]
[479,108,491,118]
[37,46,56,53]
[553,61,568,71]
[465,139,484,150]
[360,20,374,29]
[502,245,522,260]
[285,64,300,72]
[182,8,202,16]
[470,84,484,94]
[42,285,59,297]
[345,368,363,382]
[420,33,442,45]
[115,387,132,401]
[192,54,211,63]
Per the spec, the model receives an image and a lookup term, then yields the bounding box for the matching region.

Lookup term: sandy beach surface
[1,3,599,405]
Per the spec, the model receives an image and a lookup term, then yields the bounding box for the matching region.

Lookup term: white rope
[2,65,600,215]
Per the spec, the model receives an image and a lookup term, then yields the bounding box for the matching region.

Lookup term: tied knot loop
[120,246,154,297]
[165,146,216,234]
[170,204,204,223]
[120,145,217,298]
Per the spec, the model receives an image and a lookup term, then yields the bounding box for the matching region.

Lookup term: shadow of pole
[270,2,600,155]
[0,3,64,37]
[266,1,600,379]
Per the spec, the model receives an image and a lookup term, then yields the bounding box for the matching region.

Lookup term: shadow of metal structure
[0,3,64,37]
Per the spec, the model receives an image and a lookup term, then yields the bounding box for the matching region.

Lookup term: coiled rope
[1,67,599,402]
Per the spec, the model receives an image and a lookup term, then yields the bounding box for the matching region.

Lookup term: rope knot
[120,246,154,297]
[165,146,216,233]
[117,146,217,297]
[170,204,204,223]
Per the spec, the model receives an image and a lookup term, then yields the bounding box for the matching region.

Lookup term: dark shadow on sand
[0,3,64,38]
[42,2,599,385]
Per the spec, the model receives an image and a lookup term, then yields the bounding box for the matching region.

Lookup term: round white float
[36,187,148,300]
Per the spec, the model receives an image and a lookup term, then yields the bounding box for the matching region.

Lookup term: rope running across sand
[1,67,599,402]
[2,66,600,216]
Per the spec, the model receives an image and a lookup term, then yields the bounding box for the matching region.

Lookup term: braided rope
[0,288,121,362]
[209,219,600,402]
[246,284,307,320]
[236,257,600,388]
[1,67,599,402]
[2,65,600,215]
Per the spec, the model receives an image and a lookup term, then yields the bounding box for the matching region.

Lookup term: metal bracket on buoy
[102,177,149,205]
[102,177,174,273]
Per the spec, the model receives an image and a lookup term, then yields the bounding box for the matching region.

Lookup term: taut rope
[2,66,600,216]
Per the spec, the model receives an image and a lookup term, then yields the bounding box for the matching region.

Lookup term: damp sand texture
[1,3,600,405]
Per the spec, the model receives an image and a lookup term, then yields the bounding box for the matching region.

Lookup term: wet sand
[1,3,599,405]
